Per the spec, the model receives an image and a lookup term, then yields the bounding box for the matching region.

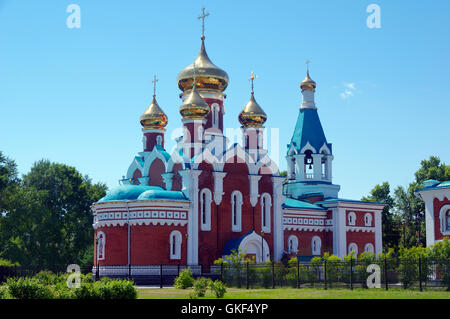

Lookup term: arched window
[439,206,450,235]
[260,193,272,233]
[288,235,298,254]
[348,243,358,256]
[364,213,372,226]
[231,190,243,232]
[348,212,356,226]
[364,243,374,254]
[311,236,321,255]
[170,230,182,260]
[156,135,163,146]
[447,210,450,231]
[96,231,105,261]
[212,103,220,128]
[200,188,212,231]
[304,150,314,179]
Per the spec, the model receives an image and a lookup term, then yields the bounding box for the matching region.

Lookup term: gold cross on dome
[306,59,311,72]
[249,71,258,94]
[152,75,158,96]
[198,7,210,38]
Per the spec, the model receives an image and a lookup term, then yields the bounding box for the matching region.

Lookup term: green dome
[97,185,163,203]
[138,189,187,201]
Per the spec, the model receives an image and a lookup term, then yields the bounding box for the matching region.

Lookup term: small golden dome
[179,85,210,120]
[140,95,168,129]
[238,93,267,128]
[300,70,316,91]
[177,39,229,92]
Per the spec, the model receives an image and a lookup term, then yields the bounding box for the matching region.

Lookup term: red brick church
[91,12,384,276]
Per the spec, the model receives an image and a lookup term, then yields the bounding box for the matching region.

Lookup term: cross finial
[152,75,158,96]
[306,59,311,74]
[249,71,258,94]
[198,7,210,39]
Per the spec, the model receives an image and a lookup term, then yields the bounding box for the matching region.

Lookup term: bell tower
[284,64,340,200]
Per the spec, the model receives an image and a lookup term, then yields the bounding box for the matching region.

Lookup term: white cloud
[340,83,356,100]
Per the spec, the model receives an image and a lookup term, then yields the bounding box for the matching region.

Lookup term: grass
[137,287,450,299]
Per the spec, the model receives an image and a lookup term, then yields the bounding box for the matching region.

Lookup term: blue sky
[1,0,449,200]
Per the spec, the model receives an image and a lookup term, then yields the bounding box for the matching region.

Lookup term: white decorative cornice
[283,225,333,232]
[345,226,376,233]
[93,218,188,229]
[212,171,227,205]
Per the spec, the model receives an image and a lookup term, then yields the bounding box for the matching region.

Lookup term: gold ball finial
[140,75,168,129]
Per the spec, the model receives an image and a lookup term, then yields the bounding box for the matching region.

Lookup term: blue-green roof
[288,108,332,155]
[315,198,385,205]
[97,185,188,203]
[138,189,187,201]
[283,197,326,210]
[415,180,450,192]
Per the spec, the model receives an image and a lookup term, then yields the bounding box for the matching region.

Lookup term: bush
[0,259,19,267]
[0,285,12,299]
[96,279,137,299]
[6,277,54,299]
[174,268,194,289]
[209,280,226,298]
[192,277,211,297]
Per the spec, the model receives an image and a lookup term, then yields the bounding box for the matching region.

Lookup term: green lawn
[137,287,450,299]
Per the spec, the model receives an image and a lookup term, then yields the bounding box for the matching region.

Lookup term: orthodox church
[91,13,384,275]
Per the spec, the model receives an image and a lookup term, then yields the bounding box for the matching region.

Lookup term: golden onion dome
[179,85,210,120]
[140,95,168,129]
[300,70,316,91]
[238,93,267,128]
[177,39,229,92]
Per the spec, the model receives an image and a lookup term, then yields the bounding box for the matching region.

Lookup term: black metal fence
[1,257,449,291]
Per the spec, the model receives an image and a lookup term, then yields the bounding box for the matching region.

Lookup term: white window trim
[348,242,358,256]
[348,212,356,226]
[200,188,212,231]
[212,103,220,128]
[96,231,106,261]
[364,243,374,254]
[288,235,298,254]
[364,213,373,227]
[170,230,182,260]
[439,205,450,235]
[231,190,243,232]
[260,193,272,233]
[311,236,321,255]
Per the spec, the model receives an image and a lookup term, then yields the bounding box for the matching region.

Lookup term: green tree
[0,151,19,211]
[362,182,401,250]
[0,160,106,266]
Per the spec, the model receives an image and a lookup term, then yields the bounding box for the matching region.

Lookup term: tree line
[0,151,106,268]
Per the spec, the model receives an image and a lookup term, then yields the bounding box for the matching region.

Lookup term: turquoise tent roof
[283,197,326,210]
[97,185,188,203]
[155,145,171,161]
[288,108,332,155]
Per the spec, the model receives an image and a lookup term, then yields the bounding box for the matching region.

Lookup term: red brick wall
[346,231,375,256]
[284,230,332,256]
[434,196,450,241]
[148,159,165,187]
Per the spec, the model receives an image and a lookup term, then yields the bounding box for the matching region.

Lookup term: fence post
[384,257,388,291]
[160,264,163,289]
[177,263,180,276]
[324,260,327,290]
[220,262,223,282]
[350,258,353,290]
[271,261,275,289]
[418,256,423,292]
[246,262,249,290]
[297,259,300,289]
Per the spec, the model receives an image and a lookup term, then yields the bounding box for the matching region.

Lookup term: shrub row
[0,271,137,299]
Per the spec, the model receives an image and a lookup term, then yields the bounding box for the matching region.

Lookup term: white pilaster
[332,207,347,257]
[249,175,262,207]
[312,154,323,181]
[271,176,285,261]
[294,154,305,181]
[212,171,227,205]
[179,169,202,265]
[374,210,383,255]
